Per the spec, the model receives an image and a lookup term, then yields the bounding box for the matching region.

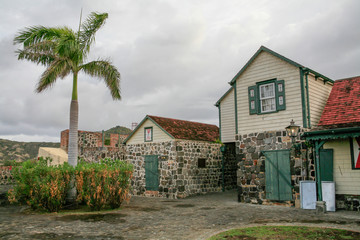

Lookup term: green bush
[8,157,74,212]
[3,159,22,166]
[75,158,133,210]
[8,158,133,212]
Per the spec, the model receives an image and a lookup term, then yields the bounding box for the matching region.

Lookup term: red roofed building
[124,115,234,199]
[125,115,219,143]
[317,76,360,128]
[304,76,360,211]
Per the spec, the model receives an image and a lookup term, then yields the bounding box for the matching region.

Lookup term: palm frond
[14,26,71,47]
[16,40,56,66]
[36,59,71,93]
[79,12,108,55]
[80,59,121,100]
[56,30,82,64]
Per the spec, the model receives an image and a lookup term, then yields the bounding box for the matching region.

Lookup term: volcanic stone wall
[235,130,313,205]
[0,167,13,185]
[79,146,127,163]
[126,140,222,199]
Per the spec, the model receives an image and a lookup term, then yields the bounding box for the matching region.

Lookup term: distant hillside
[0,139,59,163]
[104,126,132,135]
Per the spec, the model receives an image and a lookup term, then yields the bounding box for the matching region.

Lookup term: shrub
[8,157,74,212]
[75,158,133,210]
[8,158,133,212]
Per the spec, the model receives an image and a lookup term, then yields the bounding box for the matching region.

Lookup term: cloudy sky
[0,0,359,142]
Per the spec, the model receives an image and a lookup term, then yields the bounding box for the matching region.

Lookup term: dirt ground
[0,190,359,240]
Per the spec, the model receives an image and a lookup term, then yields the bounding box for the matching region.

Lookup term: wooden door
[264,150,292,201]
[319,149,333,182]
[145,155,159,191]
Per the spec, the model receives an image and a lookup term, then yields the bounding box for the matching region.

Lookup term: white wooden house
[303,76,360,210]
[216,46,334,205]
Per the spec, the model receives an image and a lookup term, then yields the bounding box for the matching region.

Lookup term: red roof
[148,115,219,142]
[318,76,360,127]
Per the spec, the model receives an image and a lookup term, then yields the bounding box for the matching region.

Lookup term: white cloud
[0,0,359,142]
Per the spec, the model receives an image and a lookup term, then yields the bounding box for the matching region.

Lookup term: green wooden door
[145,155,159,191]
[319,149,333,181]
[264,150,292,201]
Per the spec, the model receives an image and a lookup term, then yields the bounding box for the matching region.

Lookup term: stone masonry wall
[79,146,126,163]
[0,167,13,185]
[236,130,313,205]
[61,130,128,150]
[126,140,222,199]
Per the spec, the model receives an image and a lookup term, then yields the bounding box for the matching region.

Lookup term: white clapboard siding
[308,74,332,127]
[126,119,173,144]
[236,51,303,134]
[324,140,360,195]
[220,88,235,143]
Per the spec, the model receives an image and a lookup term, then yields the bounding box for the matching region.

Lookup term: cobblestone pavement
[0,190,359,240]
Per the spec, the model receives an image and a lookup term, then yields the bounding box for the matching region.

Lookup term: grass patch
[208,226,360,240]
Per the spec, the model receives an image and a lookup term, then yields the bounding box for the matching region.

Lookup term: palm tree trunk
[68,99,78,167]
[67,73,79,203]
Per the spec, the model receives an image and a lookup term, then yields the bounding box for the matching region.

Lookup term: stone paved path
[0,190,359,239]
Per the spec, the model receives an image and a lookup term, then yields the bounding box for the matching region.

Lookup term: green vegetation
[105,126,132,135]
[8,158,133,212]
[8,158,73,212]
[14,12,122,168]
[75,158,133,210]
[0,138,59,164]
[208,226,360,240]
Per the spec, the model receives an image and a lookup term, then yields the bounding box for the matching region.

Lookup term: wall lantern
[285,119,300,143]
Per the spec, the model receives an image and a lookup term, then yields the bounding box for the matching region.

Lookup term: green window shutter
[276,80,286,111]
[248,85,257,115]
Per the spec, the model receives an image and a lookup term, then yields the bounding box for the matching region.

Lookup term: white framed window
[144,127,153,142]
[259,83,276,113]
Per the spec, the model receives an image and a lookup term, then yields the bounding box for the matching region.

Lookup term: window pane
[261,98,276,112]
[260,83,275,98]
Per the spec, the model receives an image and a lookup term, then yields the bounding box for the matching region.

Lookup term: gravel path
[0,190,359,239]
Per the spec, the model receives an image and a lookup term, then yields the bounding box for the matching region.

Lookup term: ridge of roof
[229,46,333,85]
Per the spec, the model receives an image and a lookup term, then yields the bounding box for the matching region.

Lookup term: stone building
[124,115,236,199]
[216,46,334,205]
[59,129,128,162]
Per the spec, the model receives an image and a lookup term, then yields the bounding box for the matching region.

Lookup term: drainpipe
[315,140,326,201]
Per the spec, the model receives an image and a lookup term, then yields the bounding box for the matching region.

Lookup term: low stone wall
[336,195,360,211]
[80,146,126,163]
[0,166,13,185]
[127,140,222,199]
[235,130,313,205]
[61,130,128,150]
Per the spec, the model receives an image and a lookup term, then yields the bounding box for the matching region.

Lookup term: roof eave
[302,67,334,84]
[215,86,234,106]
[302,126,360,141]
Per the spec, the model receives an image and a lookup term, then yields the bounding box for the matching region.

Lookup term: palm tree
[14,12,121,168]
